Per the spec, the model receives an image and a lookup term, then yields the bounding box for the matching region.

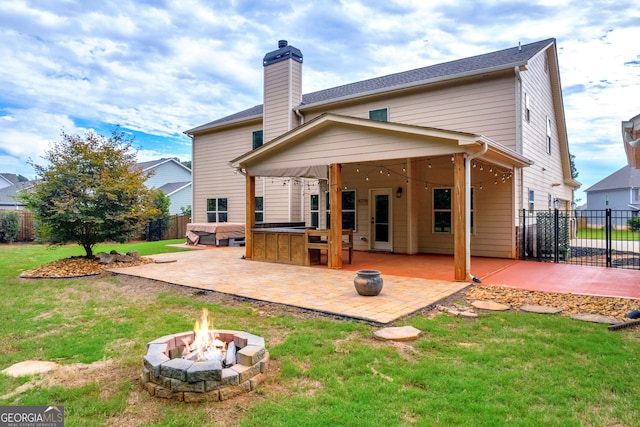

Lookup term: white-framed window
[206,198,228,222]
[369,107,388,122]
[325,190,356,231]
[528,190,535,212]
[631,188,640,204]
[546,116,552,154]
[252,130,263,150]
[255,196,264,223]
[433,188,451,233]
[524,93,531,122]
[470,187,475,234]
[310,194,319,228]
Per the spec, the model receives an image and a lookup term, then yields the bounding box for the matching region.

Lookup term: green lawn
[576,228,640,241]
[1,241,639,426]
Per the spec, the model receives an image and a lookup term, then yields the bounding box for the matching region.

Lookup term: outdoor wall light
[396,186,403,198]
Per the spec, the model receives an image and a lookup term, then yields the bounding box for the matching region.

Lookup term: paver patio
[108,247,470,324]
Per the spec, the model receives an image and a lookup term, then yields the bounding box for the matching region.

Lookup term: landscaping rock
[98,252,115,264]
[520,304,563,314]
[373,326,422,341]
[471,300,511,311]
[570,313,619,324]
[2,360,59,377]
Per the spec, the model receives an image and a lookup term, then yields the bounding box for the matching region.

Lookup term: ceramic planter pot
[353,269,383,296]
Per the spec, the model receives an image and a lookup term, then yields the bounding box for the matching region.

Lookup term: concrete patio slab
[108,247,470,324]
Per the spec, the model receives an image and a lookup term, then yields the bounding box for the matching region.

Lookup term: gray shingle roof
[187,38,555,134]
[585,165,640,192]
[158,181,191,195]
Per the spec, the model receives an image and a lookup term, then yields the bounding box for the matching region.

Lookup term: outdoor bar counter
[250,227,353,266]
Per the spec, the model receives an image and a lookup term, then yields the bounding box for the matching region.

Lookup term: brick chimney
[262,40,303,142]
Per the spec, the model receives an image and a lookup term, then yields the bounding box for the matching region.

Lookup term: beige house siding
[192,124,299,223]
[263,59,302,142]
[303,75,516,149]
[520,50,573,211]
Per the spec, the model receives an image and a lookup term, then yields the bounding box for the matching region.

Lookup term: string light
[348,159,513,191]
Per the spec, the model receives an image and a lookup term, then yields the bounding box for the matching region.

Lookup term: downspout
[514,66,525,221]
[465,140,488,282]
[294,106,305,125]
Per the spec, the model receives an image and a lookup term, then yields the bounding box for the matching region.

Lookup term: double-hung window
[325,190,356,230]
[433,188,451,233]
[432,188,474,233]
[255,196,264,222]
[310,194,319,228]
[206,198,228,222]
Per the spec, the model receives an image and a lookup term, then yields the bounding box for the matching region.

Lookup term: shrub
[628,217,640,232]
[0,210,20,243]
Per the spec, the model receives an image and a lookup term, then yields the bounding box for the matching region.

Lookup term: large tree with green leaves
[20,129,159,257]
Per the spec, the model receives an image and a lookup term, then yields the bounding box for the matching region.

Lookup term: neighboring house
[185,38,579,279]
[622,113,640,169]
[0,173,31,210]
[584,165,640,224]
[138,159,192,215]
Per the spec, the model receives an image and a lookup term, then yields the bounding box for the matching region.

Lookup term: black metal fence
[518,209,640,270]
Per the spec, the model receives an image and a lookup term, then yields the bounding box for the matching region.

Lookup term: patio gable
[229,113,532,178]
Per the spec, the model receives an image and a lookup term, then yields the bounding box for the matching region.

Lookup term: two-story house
[185,38,579,280]
[138,158,192,215]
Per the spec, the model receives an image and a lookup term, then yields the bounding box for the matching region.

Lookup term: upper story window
[369,108,388,122]
[632,188,640,204]
[252,130,263,150]
[206,197,228,222]
[546,116,552,154]
[524,93,531,122]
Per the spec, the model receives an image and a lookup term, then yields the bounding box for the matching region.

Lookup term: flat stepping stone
[520,304,563,314]
[570,313,619,324]
[471,300,511,311]
[374,326,422,341]
[1,360,59,377]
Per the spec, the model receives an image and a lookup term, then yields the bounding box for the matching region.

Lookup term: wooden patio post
[328,163,343,269]
[245,174,256,259]
[453,153,466,281]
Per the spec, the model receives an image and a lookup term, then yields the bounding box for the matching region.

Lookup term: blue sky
[1,0,639,205]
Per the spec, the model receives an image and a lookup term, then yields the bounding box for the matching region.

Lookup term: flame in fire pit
[183,308,231,363]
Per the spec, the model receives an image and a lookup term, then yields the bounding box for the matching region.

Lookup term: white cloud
[0,0,638,201]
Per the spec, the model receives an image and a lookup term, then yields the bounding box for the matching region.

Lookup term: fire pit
[141,309,269,402]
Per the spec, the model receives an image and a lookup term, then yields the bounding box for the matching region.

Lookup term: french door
[370,188,392,251]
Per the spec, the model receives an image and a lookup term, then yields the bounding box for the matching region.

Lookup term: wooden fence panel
[163,215,189,240]
[1,210,35,242]
[5,210,190,242]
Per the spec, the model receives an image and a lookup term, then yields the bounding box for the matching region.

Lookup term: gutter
[465,140,488,282]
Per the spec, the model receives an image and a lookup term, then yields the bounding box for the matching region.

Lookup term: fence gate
[519,209,640,270]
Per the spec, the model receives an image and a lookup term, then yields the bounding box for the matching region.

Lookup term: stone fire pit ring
[142,330,269,402]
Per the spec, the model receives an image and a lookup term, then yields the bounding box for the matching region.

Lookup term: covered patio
[230,113,533,281]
